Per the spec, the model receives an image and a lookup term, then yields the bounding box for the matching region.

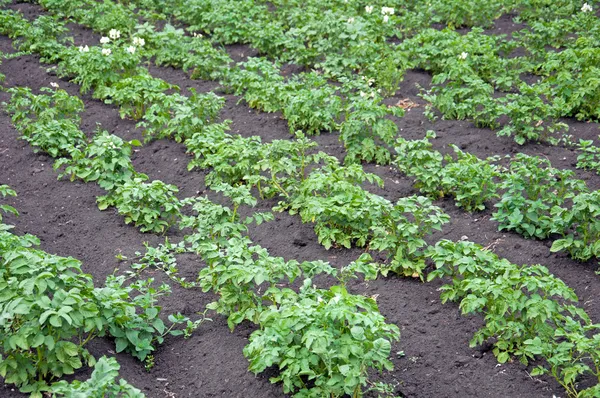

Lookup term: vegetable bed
[1,1,600,397]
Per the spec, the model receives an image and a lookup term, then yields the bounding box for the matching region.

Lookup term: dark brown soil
[1,3,600,398]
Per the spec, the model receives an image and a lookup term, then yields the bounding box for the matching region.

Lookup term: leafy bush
[244,284,400,398]
[55,130,144,191]
[441,146,502,212]
[395,131,445,198]
[5,87,86,157]
[426,240,584,365]
[51,356,144,398]
[58,43,141,94]
[279,160,387,249]
[138,89,224,143]
[551,191,600,261]
[97,178,182,233]
[340,96,402,165]
[141,23,231,80]
[95,72,177,120]
[282,74,342,135]
[371,195,449,278]
[0,245,106,396]
[426,239,600,397]
[492,154,588,239]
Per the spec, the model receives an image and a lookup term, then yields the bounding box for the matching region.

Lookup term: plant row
[397,131,600,262]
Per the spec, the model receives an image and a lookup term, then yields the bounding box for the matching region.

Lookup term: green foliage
[6,87,84,128]
[396,132,501,212]
[0,9,29,39]
[57,42,141,94]
[99,275,204,361]
[244,283,400,398]
[395,131,445,198]
[186,125,262,187]
[97,178,182,233]
[441,146,502,212]
[51,356,144,398]
[0,246,100,396]
[250,133,321,200]
[538,45,600,121]
[95,72,178,120]
[55,130,143,191]
[0,225,198,395]
[426,240,586,366]
[371,196,449,278]
[495,84,569,145]
[551,191,600,261]
[340,95,402,165]
[138,89,225,143]
[39,0,137,33]
[13,15,73,63]
[576,138,600,174]
[492,154,588,239]
[223,58,286,113]
[279,159,386,250]
[5,87,86,158]
[139,23,231,80]
[282,74,342,135]
[0,185,18,223]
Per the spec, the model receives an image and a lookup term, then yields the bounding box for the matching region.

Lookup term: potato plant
[278,159,387,250]
[51,356,144,398]
[0,193,199,396]
[492,154,588,239]
[57,41,142,94]
[244,284,400,398]
[371,195,449,278]
[138,89,225,143]
[551,191,600,261]
[97,178,182,234]
[95,72,177,120]
[427,239,600,397]
[395,132,502,212]
[5,87,86,158]
[55,130,144,190]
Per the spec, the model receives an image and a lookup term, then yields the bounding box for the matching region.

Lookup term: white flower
[78,45,89,52]
[365,5,373,13]
[126,45,136,54]
[347,17,355,23]
[582,3,593,12]
[359,91,366,97]
[132,37,145,47]
[50,82,59,88]
[101,48,112,56]
[459,51,468,60]
[193,32,203,38]
[381,6,395,15]
[109,29,121,40]
[100,36,110,44]
[383,15,389,22]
